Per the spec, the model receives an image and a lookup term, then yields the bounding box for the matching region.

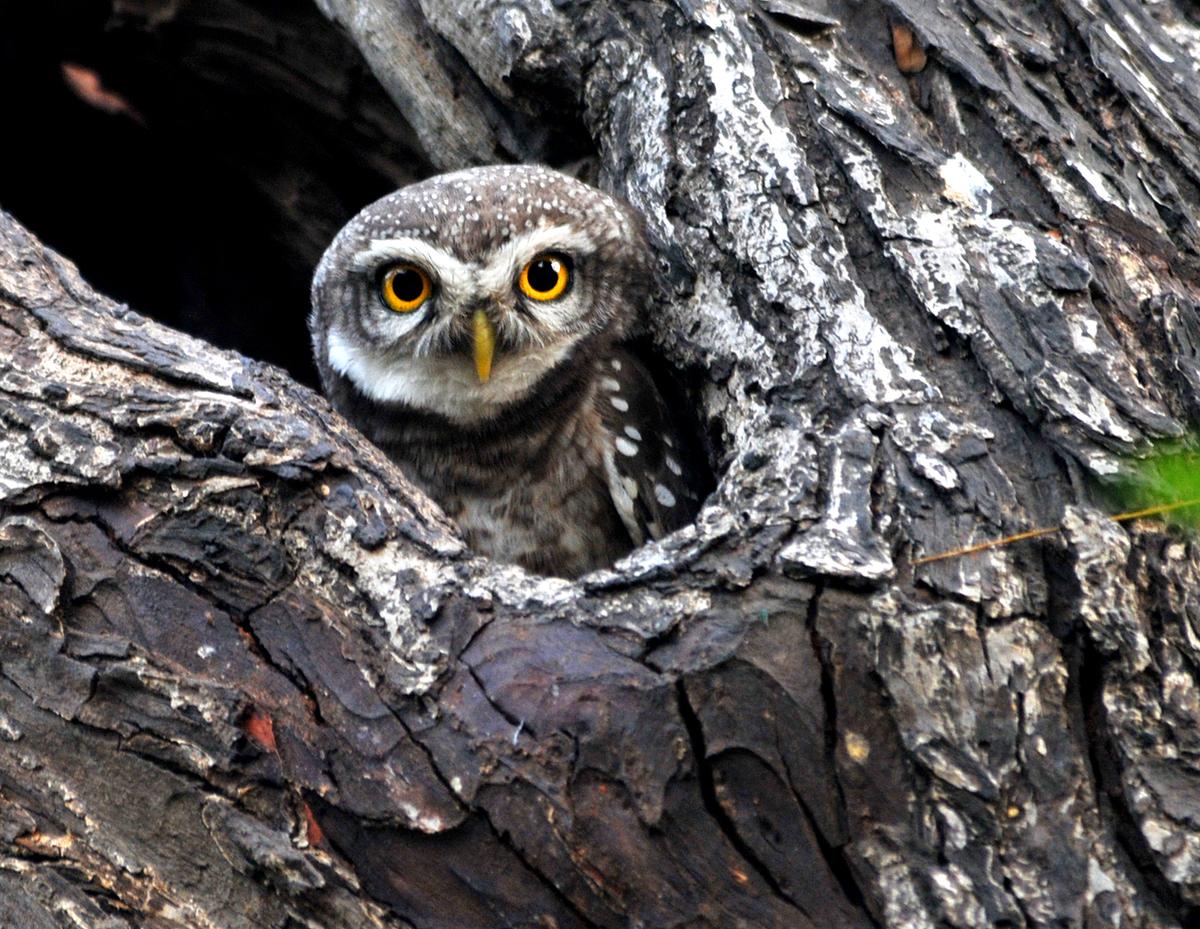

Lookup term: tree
[2,0,1200,926]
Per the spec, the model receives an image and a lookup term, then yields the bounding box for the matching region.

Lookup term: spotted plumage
[310,165,703,577]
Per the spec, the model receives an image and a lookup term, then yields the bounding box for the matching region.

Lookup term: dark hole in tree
[0,0,431,387]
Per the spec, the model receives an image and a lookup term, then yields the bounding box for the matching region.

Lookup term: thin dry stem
[911,498,1200,567]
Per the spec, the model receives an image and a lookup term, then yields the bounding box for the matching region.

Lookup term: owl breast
[433,403,633,577]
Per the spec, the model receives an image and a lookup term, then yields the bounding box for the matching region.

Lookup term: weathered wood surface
[2,0,1200,927]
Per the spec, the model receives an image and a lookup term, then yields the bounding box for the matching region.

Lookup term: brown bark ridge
[2,0,1200,926]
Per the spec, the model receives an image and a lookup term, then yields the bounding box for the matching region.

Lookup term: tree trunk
[2,1,1200,927]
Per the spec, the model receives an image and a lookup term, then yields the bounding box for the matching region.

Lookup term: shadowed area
[0,0,431,386]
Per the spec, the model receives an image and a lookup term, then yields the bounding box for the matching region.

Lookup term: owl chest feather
[325,341,703,577]
[364,378,634,577]
[430,409,631,577]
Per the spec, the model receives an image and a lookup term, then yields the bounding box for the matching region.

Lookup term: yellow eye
[518,253,571,301]
[380,263,432,312]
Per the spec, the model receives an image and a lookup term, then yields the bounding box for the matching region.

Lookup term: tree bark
[3,1,1200,927]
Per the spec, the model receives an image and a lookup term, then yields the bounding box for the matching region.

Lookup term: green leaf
[1114,442,1200,530]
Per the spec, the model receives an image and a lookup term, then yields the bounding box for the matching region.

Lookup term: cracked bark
[2,0,1200,927]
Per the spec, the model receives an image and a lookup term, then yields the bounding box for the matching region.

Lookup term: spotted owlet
[309,165,702,577]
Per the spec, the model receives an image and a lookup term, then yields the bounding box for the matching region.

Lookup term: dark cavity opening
[0,0,431,387]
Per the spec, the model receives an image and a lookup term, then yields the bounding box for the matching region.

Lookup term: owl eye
[518,253,571,301]
[380,263,432,312]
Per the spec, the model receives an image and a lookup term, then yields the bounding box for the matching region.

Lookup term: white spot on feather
[615,437,638,457]
[665,455,682,475]
[610,396,629,412]
[601,444,643,545]
[624,425,642,440]
[654,484,676,507]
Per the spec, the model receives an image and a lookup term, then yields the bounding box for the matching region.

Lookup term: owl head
[310,165,652,425]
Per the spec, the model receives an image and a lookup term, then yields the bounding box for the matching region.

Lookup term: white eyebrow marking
[477,224,598,295]
[353,227,600,318]
[350,237,474,294]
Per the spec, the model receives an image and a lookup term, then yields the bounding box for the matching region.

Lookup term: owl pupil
[528,259,560,293]
[391,269,425,302]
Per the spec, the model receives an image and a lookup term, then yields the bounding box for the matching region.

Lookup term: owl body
[311,165,700,577]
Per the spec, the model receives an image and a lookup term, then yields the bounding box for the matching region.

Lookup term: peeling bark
[2,0,1200,927]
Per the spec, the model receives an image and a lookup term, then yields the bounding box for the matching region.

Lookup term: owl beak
[472,308,496,383]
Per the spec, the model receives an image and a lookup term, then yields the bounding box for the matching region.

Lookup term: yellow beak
[472,309,496,383]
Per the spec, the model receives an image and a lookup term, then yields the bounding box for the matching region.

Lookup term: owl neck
[333,343,600,486]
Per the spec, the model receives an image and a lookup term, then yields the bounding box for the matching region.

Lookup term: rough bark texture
[2,0,1200,927]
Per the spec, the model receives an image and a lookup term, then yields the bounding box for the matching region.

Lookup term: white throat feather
[326,326,580,424]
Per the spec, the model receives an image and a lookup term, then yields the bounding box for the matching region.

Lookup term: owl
[309,165,702,577]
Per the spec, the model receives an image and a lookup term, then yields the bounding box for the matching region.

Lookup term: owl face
[311,165,652,425]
